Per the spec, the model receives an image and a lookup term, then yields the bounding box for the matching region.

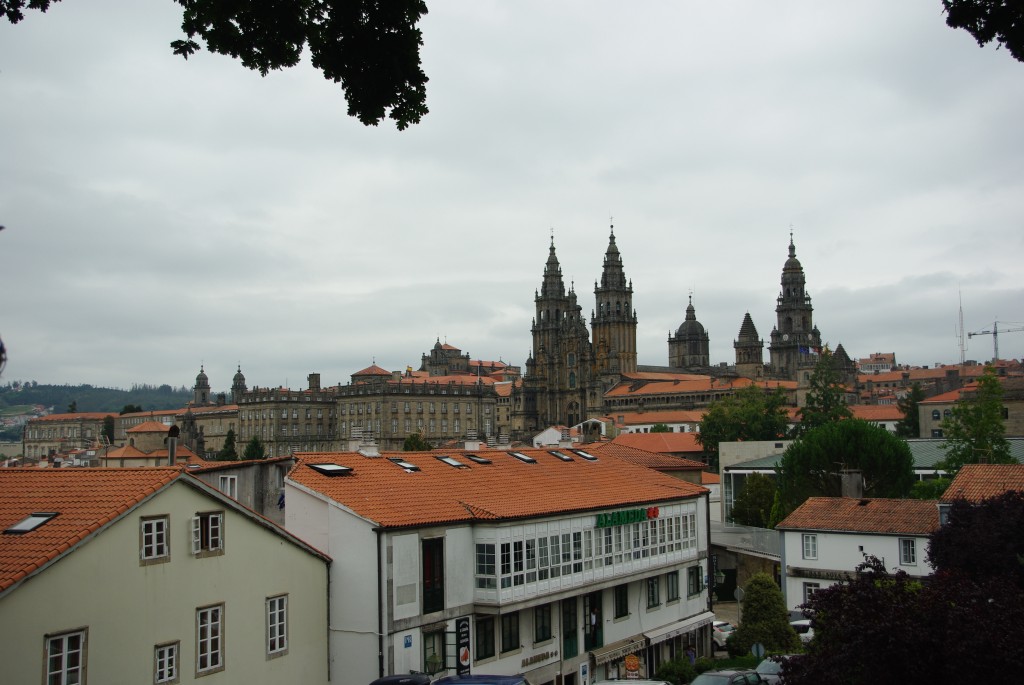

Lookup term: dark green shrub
[693,656,716,673]
[653,658,697,685]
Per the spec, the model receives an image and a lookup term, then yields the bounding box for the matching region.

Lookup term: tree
[242,435,265,460]
[102,415,115,444]
[697,385,789,469]
[909,476,951,500]
[894,383,925,438]
[939,366,1013,472]
[794,347,851,435]
[403,432,431,451]
[66,400,76,413]
[943,0,1024,63]
[728,573,800,657]
[650,423,671,433]
[120,404,143,415]
[1,0,429,130]
[776,419,915,514]
[730,472,777,528]
[218,428,238,460]
[928,490,1024,587]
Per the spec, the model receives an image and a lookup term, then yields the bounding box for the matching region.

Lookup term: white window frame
[46,629,87,685]
[196,605,223,675]
[899,538,917,565]
[266,595,288,657]
[802,582,820,604]
[191,512,224,556]
[154,641,179,684]
[141,516,169,563]
[802,533,817,560]
[218,475,238,499]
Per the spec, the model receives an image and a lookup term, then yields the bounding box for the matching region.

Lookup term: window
[422,538,444,614]
[218,476,237,499]
[154,641,178,684]
[475,617,495,660]
[196,605,223,675]
[534,604,552,642]
[475,543,496,589]
[266,595,288,657]
[191,512,224,556]
[899,538,917,565]
[802,582,820,604]
[667,571,680,602]
[46,629,86,685]
[614,584,629,618]
[140,516,169,563]
[802,534,817,560]
[646,577,660,608]
[931,409,940,420]
[500,612,519,653]
[687,566,703,596]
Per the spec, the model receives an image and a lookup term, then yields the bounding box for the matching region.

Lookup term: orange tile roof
[776,497,939,535]
[0,468,180,595]
[611,409,706,425]
[290,447,708,529]
[609,432,704,454]
[857,364,992,385]
[120,409,180,419]
[101,445,202,461]
[848,405,905,421]
[493,382,513,397]
[126,420,172,433]
[181,404,239,415]
[920,385,973,404]
[592,442,706,470]
[606,377,795,398]
[30,412,114,422]
[353,364,392,377]
[939,464,1024,503]
[701,472,720,485]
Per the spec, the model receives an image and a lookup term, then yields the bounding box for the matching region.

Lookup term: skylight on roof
[466,454,492,465]
[4,512,59,534]
[309,463,353,477]
[437,456,468,469]
[549,450,574,462]
[388,458,421,472]
[571,450,599,461]
[508,451,536,464]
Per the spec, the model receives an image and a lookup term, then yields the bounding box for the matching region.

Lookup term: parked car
[432,676,532,685]
[593,680,670,685]
[368,676,432,685]
[690,669,763,685]
[754,655,798,685]
[712,620,736,649]
[790,619,814,644]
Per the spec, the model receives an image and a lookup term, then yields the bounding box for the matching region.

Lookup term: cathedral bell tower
[769,235,822,380]
[193,365,211,406]
[591,226,638,377]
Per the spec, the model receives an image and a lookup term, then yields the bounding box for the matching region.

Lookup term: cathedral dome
[675,300,705,338]
[233,365,245,385]
[196,365,208,384]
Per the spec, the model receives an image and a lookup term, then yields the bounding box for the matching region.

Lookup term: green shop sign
[596,507,660,528]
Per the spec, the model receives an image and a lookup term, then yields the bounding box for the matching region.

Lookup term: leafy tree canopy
[730,472,777,528]
[794,347,851,435]
[894,383,925,438]
[943,0,1024,63]
[776,419,915,514]
[1,0,429,130]
[928,490,1024,587]
[939,366,1013,472]
[120,404,144,415]
[729,572,800,656]
[650,423,671,433]
[696,385,789,467]
[217,428,238,461]
[403,432,432,451]
[909,476,951,500]
[242,435,265,460]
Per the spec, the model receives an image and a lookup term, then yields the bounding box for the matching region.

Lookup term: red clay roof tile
[776,497,939,535]
[939,464,1024,503]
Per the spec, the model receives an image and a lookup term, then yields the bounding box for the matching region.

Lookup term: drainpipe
[377,528,385,678]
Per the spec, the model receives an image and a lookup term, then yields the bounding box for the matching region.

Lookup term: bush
[653,658,697,685]
[693,656,716,673]
[730,573,801,656]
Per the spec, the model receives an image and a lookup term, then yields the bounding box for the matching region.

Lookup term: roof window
[549,450,574,462]
[571,450,599,461]
[309,463,353,477]
[508,451,536,464]
[388,458,421,472]
[4,512,59,534]
[465,454,492,465]
[437,456,468,469]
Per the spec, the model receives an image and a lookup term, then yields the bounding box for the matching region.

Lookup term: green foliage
[2,0,429,130]
[910,477,951,499]
[653,658,696,685]
[795,347,852,435]
[650,423,671,433]
[693,656,718,673]
[242,435,265,460]
[120,404,144,415]
[895,383,925,438]
[776,419,914,515]
[730,473,778,528]
[939,367,1013,473]
[730,573,800,656]
[66,400,77,413]
[217,428,238,461]
[943,0,1024,62]
[403,432,432,451]
[697,385,789,468]
[928,490,1024,587]
[0,382,191,413]
[102,415,115,444]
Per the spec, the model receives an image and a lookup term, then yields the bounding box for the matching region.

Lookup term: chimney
[840,470,864,498]
[167,425,180,467]
[308,373,321,391]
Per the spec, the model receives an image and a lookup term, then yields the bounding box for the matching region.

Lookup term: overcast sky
[1,1,1022,393]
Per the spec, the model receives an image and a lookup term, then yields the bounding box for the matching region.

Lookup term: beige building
[21,412,114,460]
[236,373,338,458]
[0,467,329,684]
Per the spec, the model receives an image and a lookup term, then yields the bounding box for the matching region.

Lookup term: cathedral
[516,228,836,433]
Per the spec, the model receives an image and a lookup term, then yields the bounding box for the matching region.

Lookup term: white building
[775,497,938,613]
[0,467,330,685]
[286,446,714,685]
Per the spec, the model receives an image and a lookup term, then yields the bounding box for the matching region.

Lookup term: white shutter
[191,516,201,555]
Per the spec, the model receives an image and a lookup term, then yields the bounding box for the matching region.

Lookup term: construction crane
[968,321,1024,363]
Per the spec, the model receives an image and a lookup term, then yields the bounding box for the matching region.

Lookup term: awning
[643,611,715,645]
[590,635,647,665]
